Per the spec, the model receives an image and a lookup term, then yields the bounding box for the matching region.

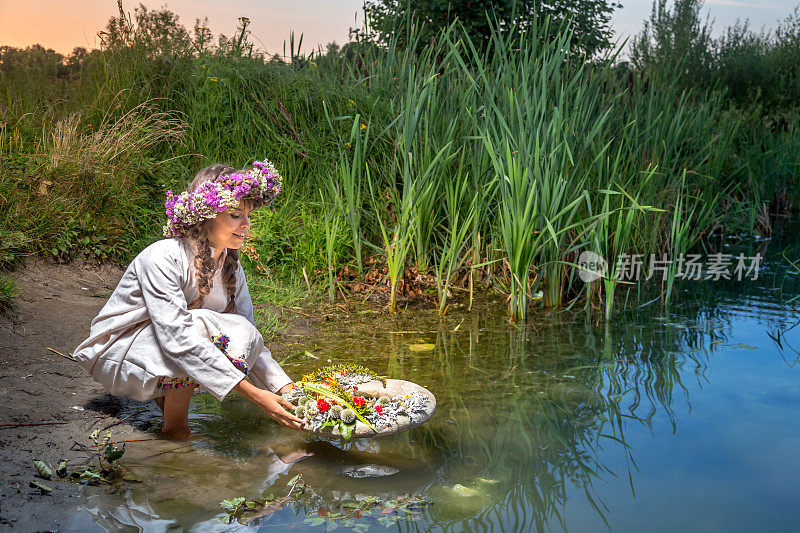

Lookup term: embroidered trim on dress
[213,333,248,375]
[156,332,248,390]
[157,376,197,390]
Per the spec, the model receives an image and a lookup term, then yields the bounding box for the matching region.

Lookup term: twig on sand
[0,421,69,429]
[0,321,23,336]
[46,347,76,361]
[101,409,149,431]
[88,438,158,448]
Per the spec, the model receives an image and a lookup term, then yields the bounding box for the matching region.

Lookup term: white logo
[577,250,607,282]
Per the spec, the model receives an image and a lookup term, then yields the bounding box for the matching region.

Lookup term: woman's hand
[234,379,304,429]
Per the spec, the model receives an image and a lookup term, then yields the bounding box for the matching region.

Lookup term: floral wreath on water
[163,159,282,238]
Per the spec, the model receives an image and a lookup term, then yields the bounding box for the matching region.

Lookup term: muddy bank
[0,261,318,532]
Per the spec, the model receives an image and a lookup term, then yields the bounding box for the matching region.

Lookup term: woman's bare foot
[157,424,193,441]
[158,385,196,440]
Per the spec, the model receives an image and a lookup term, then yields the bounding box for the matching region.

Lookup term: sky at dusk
[1,0,798,57]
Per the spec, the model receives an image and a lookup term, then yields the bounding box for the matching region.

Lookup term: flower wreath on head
[163,159,283,238]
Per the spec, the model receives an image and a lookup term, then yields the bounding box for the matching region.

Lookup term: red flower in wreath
[352,396,366,408]
[374,405,383,415]
[317,398,331,413]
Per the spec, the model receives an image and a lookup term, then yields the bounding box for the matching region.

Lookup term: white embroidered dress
[74,238,291,401]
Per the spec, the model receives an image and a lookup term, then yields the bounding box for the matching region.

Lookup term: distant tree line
[632,0,800,113]
[359,0,622,58]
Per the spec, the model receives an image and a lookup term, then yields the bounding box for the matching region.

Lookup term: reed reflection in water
[72,232,800,531]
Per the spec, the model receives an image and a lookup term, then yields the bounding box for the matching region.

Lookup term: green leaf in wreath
[340,420,355,442]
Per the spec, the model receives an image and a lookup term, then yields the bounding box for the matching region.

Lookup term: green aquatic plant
[434,152,477,316]
[295,405,305,418]
[321,193,344,303]
[330,404,343,419]
[377,396,391,407]
[341,408,356,424]
[324,108,371,275]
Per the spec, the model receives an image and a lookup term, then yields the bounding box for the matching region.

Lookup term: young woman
[74,161,304,439]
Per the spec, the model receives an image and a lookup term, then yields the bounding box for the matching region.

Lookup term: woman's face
[208,201,253,254]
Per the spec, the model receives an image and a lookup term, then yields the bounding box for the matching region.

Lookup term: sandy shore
[0,261,311,532]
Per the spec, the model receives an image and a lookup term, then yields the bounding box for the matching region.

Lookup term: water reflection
[74,226,800,531]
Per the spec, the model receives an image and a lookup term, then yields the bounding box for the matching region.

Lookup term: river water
[67,228,800,532]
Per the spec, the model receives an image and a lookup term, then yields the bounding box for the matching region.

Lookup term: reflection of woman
[74,161,303,439]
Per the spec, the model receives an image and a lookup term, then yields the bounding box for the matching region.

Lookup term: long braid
[186,224,218,310]
[222,249,239,313]
[181,162,243,313]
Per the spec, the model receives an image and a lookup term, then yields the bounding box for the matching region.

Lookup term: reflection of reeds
[369,304,714,530]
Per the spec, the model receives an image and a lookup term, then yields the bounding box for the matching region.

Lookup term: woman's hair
[184,164,241,313]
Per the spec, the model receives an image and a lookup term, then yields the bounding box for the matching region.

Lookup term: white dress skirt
[74,238,292,402]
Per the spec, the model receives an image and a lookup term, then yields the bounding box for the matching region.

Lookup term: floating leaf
[122,472,143,483]
[352,523,370,533]
[378,515,396,527]
[407,343,435,352]
[451,484,479,497]
[220,497,245,511]
[304,350,318,359]
[33,460,53,480]
[736,343,757,350]
[29,480,52,494]
[287,474,301,487]
[89,429,100,445]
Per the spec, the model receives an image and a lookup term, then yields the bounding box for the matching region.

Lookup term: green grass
[0,273,16,315]
[1,6,797,321]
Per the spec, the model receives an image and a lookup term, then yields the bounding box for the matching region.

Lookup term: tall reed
[434,153,477,316]
[325,107,370,274]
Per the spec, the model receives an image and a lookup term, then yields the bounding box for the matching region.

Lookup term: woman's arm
[233,262,293,392]
[233,379,304,429]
